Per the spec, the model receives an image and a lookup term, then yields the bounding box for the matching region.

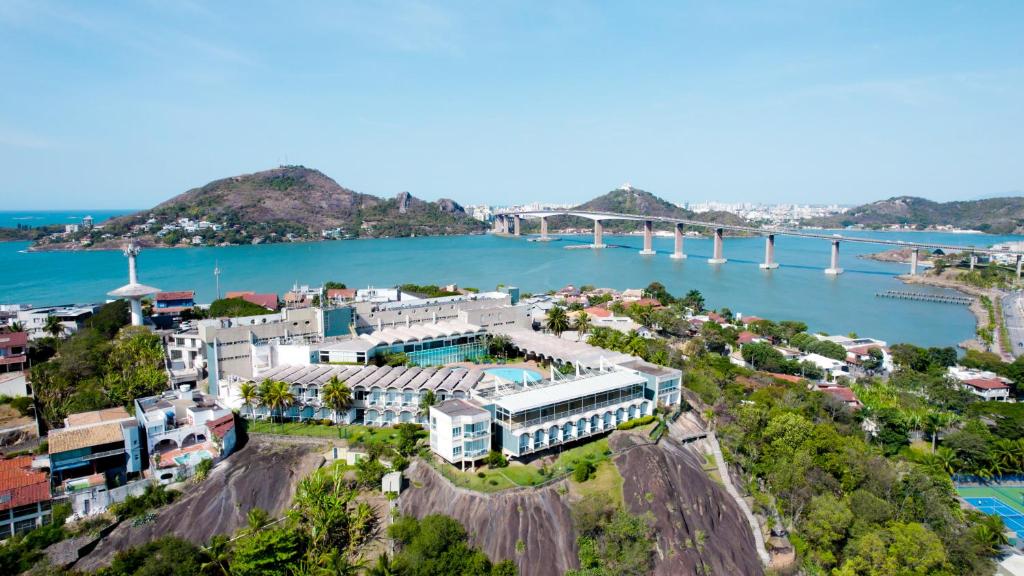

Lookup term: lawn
[571,461,624,509]
[245,420,425,450]
[551,437,613,474]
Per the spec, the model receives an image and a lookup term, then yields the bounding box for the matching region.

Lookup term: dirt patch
[400,460,578,576]
[611,434,764,576]
[74,437,323,571]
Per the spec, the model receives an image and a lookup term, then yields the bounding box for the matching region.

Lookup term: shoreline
[896,272,1012,358]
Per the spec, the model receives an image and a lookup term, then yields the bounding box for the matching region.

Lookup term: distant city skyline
[1,1,1022,209]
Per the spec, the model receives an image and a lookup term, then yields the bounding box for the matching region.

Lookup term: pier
[875,290,973,305]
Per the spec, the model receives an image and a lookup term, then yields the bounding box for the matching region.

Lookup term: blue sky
[1,1,1022,209]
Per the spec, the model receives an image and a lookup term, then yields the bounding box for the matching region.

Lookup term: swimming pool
[174,450,213,467]
[485,367,543,384]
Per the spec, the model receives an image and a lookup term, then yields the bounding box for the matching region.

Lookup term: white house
[429,399,492,470]
[947,366,1013,402]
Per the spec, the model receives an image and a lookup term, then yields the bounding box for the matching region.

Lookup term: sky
[1,1,1022,209]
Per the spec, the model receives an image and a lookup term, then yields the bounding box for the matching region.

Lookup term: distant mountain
[31,166,486,250]
[527,186,749,234]
[806,195,1024,234]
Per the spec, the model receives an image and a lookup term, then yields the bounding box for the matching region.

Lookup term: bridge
[491,209,1024,277]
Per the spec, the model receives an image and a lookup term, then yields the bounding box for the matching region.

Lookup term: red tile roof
[0,330,28,348]
[738,331,758,344]
[225,291,254,298]
[767,372,804,384]
[740,316,764,324]
[964,378,1010,390]
[0,456,50,511]
[240,293,279,310]
[207,413,236,439]
[152,306,190,315]
[632,298,663,308]
[584,306,612,318]
[847,344,884,356]
[821,386,860,404]
[156,291,195,301]
[327,288,356,299]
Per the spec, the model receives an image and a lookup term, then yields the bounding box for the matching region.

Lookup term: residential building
[0,328,28,372]
[801,353,850,379]
[16,305,98,339]
[224,291,280,311]
[326,288,357,304]
[947,366,1012,401]
[165,327,205,386]
[351,291,522,333]
[153,291,196,316]
[818,385,863,410]
[47,407,143,489]
[0,456,52,538]
[429,399,492,469]
[134,388,236,482]
[615,359,682,407]
[0,371,29,397]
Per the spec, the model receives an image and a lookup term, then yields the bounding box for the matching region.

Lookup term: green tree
[833,522,949,576]
[239,381,259,420]
[321,376,353,424]
[43,315,66,338]
[546,306,570,336]
[682,289,705,312]
[258,379,296,422]
[574,311,592,341]
[230,527,305,576]
[799,493,853,568]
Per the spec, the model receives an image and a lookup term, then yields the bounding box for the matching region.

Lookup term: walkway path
[706,431,770,566]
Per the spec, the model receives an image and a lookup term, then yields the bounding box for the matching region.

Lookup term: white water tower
[107,243,160,326]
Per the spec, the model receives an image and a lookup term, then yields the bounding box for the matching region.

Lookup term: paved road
[1002,291,1024,359]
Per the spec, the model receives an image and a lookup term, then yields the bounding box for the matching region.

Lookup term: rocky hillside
[525,186,749,234]
[38,166,486,249]
[399,433,763,576]
[807,195,1024,234]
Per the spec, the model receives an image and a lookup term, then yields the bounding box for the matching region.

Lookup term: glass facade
[406,340,486,366]
[493,383,645,430]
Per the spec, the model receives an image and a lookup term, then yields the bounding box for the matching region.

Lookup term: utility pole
[214,260,221,300]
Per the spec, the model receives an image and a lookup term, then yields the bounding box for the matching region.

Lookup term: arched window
[548,425,559,444]
[519,434,530,453]
[534,429,545,447]
[577,417,588,435]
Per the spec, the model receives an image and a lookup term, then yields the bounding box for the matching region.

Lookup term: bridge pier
[759,234,778,269]
[639,220,655,255]
[910,248,919,275]
[1017,254,1022,280]
[513,215,521,236]
[539,217,549,240]
[707,228,727,264]
[969,253,977,271]
[592,220,605,248]
[825,240,843,275]
[670,223,686,259]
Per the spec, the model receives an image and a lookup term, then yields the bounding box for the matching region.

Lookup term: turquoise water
[485,368,544,383]
[1,228,1022,348]
[173,450,212,466]
[0,210,132,227]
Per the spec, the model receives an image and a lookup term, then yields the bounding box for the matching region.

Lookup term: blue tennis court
[965,497,1024,536]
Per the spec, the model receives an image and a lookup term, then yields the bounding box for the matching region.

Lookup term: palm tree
[934,446,957,475]
[924,411,945,453]
[321,376,353,425]
[8,321,25,333]
[315,551,365,576]
[574,311,591,342]
[994,439,1018,472]
[545,306,570,337]
[419,389,436,420]
[366,553,397,576]
[683,289,705,313]
[975,514,1010,554]
[239,381,259,420]
[624,330,647,357]
[243,507,271,535]
[488,334,511,359]
[260,379,296,423]
[43,315,65,338]
[200,535,232,576]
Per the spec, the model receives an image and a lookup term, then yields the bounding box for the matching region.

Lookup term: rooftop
[64,406,132,428]
[616,358,681,378]
[492,370,646,413]
[433,398,489,418]
[49,419,129,454]
[156,291,195,301]
[964,378,1010,390]
[256,364,484,393]
[491,328,637,369]
[0,456,50,511]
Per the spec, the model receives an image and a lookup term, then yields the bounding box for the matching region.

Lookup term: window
[452,427,462,438]
[453,446,462,456]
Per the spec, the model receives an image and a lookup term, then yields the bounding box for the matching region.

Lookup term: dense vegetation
[208,297,277,317]
[28,300,168,427]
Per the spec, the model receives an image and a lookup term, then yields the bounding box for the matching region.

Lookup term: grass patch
[552,437,612,473]
[572,461,624,509]
[245,420,422,450]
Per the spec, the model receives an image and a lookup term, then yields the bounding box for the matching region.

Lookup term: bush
[616,414,657,431]
[477,471,486,478]
[484,450,508,468]
[10,396,32,416]
[573,461,596,483]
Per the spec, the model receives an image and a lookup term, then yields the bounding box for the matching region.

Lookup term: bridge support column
[970,253,977,271]
[593,220,605,248]
[825,240,843,275]
[910,248,919,275]
[707,228,727,264]
[759,234,778,269]
[670,223,686,259]
[639,220,655,255]
[539,217,549,241]
[498,215,507,234]
[513,215,521,236]
[1017,254,1022,280]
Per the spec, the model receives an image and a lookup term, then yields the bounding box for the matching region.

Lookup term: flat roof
[433,398,488,417]
[492,328,638,369]
[493,370,646,413]
[256,364,483,392]
[616,359,681,378]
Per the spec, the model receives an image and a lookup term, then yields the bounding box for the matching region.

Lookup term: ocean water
[1,226,1021,348]
[0,210,133,228]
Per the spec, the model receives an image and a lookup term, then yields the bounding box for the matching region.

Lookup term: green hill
[807,195,1024,234]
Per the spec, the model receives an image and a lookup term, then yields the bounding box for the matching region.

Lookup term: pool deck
[448,360,545,373]
[157,441,217,468]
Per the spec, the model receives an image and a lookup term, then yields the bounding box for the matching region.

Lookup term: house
[326,288,357,304]
[224,291,279,311]
[737,331,761,345]
[134,387,236,482]
[583,306,612,319]
[631,298,664,309]
[818,385,863,410]
[800,353,849,379]
[0,328,28,372]
[738,315,764,325]
[947,366,1013,401]
[16,305,98,340]
[620,288,645,303]
[47,407,143,489]
[0,455,52,538]
[153,291,195,316]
